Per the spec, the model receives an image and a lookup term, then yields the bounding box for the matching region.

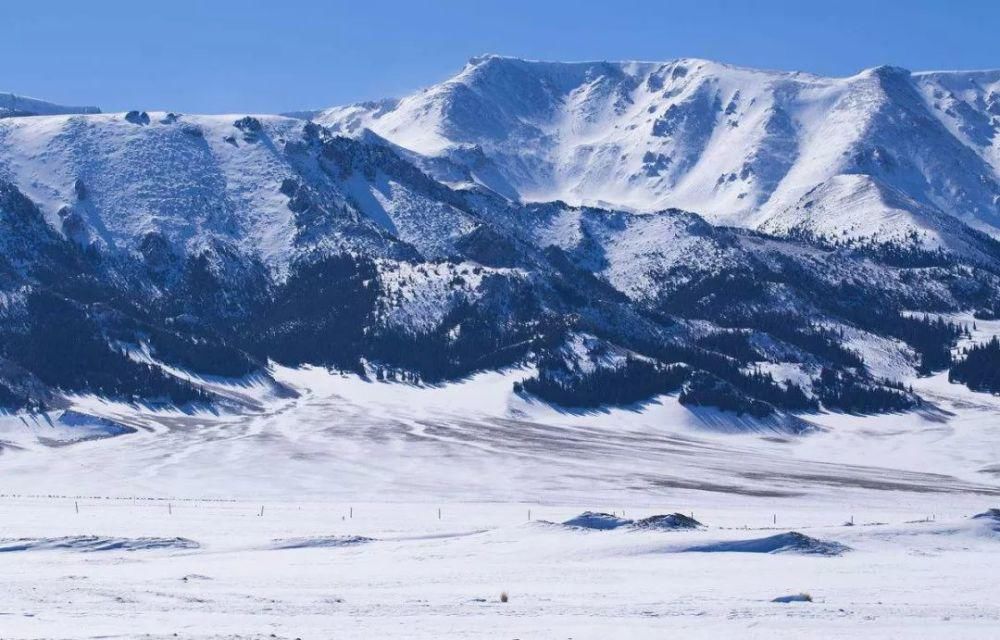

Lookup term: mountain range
[317,56,1000,247]
[2,56,999,420]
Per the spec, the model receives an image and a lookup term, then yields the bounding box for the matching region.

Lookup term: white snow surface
[2,360,1000,637]
[0,111,477,276]
[0,113,306,268]
[317,56,1000,242]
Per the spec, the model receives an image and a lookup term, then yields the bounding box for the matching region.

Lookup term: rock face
[124,110,151,125]
[0,105,999,417]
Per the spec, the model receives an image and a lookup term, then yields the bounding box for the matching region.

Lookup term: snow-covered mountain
[316,56,1000,247]
[2,74,1000,419]
[1,92,100,118]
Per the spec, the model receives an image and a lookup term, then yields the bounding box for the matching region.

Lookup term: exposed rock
[234,116,263,133]
[633,513,703,530]
[124,110,150,125]
[562,512,633,530]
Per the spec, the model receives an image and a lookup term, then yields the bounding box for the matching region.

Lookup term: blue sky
[5,0,997,114]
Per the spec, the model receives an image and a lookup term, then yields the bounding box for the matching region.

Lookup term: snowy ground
[2,360,1000,638]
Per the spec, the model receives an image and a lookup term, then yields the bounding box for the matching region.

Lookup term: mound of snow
[0,536,199,552]
[772,593,813,603]
[972,509,1000,531]
[562,511,633,530]
[633,513,704,530]
[682,531,849,556]
[270,535,374,550]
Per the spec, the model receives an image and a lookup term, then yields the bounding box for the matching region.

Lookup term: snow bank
[771,592,813,603]
[682,532,849,556]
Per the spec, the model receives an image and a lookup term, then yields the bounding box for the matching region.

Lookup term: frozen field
[1,365,999,639]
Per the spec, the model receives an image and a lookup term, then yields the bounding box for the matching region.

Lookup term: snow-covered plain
[2,361,1000,638]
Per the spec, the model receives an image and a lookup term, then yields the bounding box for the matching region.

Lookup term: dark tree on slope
[818,304,965,375]
[623,338,816,412]
[0,383,30,412]
[679,371,774,418]
[815,367,919,414]
[143,329,259,379]
[950,337,1000,394]
[516,357,688,408]
[695,330,763,362]
[1,291,210,406]
[734,368,817,412]
[891,315,965,374]
[725,312,864,368]
[371,294,560,383]
[252,254,379,370]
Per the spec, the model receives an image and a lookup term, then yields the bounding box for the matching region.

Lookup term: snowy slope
[0,92,100,118]
[0,112,481,275]
[316,56,1000,243]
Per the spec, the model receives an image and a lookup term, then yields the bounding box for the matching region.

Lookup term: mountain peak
[466,53,512,66]
[857,64,912,80]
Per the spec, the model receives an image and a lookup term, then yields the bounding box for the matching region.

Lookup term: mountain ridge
[316,55,1000,245]
[0,92,100,118]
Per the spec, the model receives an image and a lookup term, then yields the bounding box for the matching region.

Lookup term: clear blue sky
[5,0,998,114]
